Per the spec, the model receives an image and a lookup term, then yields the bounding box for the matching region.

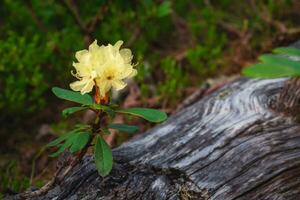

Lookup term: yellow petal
[112,80,126,91]
[120,48,133,63]
[114,40,124,50]
[70,79,88,91]
[118,65,136,79]
[70,79,94,94]
[89,40,99,52]
[80,79,94,94]
[75,50,90,63]
[128,68,137,78]
[73,62,90,77]
[71,40,137,96]
[91,70,97,79]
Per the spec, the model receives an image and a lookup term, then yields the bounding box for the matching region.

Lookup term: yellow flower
[70,40,137,97]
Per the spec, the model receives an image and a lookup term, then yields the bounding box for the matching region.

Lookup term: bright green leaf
[243,55,300,78]
[273,47,300,57]
[101,128,111,135]
[116,108,167,123]
[90,104,115,118]
[157,1,172,17]
[49,133,78,157]
[52,87,93,105]
[47,131,77,147]
[94,135,113,177]
[74,123,91,130]
[258,54,299,65]
[243,63,300,78]
[47,125,91,148]
[108,103,119,109]
[108,123,139,134]
[62,107,87,117]
[70,132,90,153]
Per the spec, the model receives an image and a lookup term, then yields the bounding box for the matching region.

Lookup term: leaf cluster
[49,87,167,176]
[243,47,300,78]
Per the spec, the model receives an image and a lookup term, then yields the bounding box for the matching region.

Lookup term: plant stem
[21,87,108,198]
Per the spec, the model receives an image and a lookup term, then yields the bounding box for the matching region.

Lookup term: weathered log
[12,41,300,200]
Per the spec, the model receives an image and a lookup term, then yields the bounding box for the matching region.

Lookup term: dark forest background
[1,0,300,197]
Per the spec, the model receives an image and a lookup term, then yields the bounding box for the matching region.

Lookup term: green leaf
[52,87,93,105]
[90,104,115,118]
[108,103,119,109]
[74,123,91,130]
[108,123,139,134]
[70,132,90,153]
[94,135,113,177]
[49,133,78,157]
[116,108,167,123]
[273,47,300,57]
[100,128,111,135]
[243,55,300,78]
[47,131,77,147]
[62,107,87,117]
[157,1,172,17]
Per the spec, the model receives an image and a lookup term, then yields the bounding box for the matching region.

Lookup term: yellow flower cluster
[70,40,137,97]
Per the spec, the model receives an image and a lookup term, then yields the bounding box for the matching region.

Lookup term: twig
[217,21,243,38]
[61,0,89,34]
[127,27,141,47]
[24,1,48,32]
[88,0,111,33]
[249,0,287,34]
[20,164,64,198]
[60,0,111,44]
[30,147,46,185]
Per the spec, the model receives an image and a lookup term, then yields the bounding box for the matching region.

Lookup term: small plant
[48,40,167,177]
[243,47,300,78]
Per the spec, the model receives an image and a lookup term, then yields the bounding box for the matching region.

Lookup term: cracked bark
[10,40,300,200]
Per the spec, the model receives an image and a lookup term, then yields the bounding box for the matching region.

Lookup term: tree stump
[12,41,300,200]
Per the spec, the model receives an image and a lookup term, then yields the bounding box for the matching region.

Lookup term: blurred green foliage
[1,0,300,197]
[0,161,30,194]
[0,160,43,195]
[0,0,299,122]
[158,57,187,104]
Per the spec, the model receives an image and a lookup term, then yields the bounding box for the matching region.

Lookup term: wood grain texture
[11,41,300,200]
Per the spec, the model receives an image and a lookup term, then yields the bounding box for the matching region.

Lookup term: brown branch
[20,164,65,198]
[60,0,111,45]
[249,0,287,34]
[87,0,111,33]
[24,0,48,32]
[126,27,141,47]
[171,11,193,48]
[61,0,89,34]
[217,21,243,38]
